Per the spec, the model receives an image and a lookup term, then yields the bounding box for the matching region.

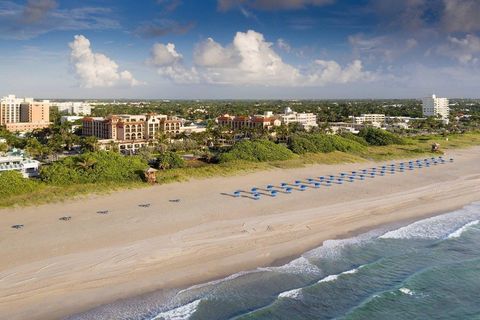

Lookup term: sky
[1,0,480,99]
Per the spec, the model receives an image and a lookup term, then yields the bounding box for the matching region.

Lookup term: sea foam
[278,288,303,300]
[151,299,201,320]
[447,220,479,239]
[258,256,321,275]
[380,203,480,240]
[399,287,414,296]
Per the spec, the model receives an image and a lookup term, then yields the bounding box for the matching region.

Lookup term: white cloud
[193,30,301,85]
[69,35,141,88]
[148,43,199,83]
[149,43,183,65]
[152,29,373,87]
[437,34,480,64]
[276,38,292,53]
[306,59,374,85]
[193,38,238,67]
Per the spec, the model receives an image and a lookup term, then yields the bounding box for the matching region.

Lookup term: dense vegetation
[155,151,186,169]
[0,171,40,197]
[219,140,294,162]
[288,133,367,154]
[40,151,147,185]
[358,127,405,146]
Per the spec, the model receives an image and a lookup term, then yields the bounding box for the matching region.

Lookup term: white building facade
[422,94,449,122]
[0,150,41,178]
[55,102,92,115]
[278,107,318,130]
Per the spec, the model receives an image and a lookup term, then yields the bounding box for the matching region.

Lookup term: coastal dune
[1,147,480,320]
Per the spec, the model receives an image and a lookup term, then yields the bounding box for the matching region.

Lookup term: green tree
[80,136,99,152]
[155,151,185,170]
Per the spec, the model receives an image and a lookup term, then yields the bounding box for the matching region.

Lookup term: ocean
[71,202,480,320]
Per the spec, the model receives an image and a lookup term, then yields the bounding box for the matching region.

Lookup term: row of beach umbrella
[233,156,453,200]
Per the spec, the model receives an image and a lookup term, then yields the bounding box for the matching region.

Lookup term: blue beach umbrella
[285,187,293,193]
[233,191,241,197]
[266,184,274,190]
[251,187,258,192]
[314,182,321,188]
[271,190,278,197]
[300,185,308,191]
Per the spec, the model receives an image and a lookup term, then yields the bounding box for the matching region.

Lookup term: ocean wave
[447,220,480,239]
[258,256,321,275]
[278,288,303,300]
[151,299,201,320]
[176,270,257,297]
[398,287,414,296]
[304,230,381,261]
[379,203,480,240]
[318,267,360,283]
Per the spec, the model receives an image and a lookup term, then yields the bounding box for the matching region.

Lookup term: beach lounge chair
[59,216,72,221]
[11,224,24,229]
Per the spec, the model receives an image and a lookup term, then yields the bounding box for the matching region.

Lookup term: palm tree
[81,136,99,152]
[76,155,97,170]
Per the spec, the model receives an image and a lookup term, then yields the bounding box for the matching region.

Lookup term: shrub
[358,127,405,146]
[339,132,369,146]
[0,171,39,197]
[40,151,148,185]
[155,151,186,169]
[219,140,294,162]
[289,133,366,154]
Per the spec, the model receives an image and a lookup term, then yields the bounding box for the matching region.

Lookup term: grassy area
[1,132,479,208]
[0,181,147,208]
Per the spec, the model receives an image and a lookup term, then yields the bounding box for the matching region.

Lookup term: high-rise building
[0,94,24,124]
[1,95,51,132]
[422,94,449,122]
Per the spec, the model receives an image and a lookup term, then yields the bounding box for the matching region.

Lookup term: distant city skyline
[1,0,480,99]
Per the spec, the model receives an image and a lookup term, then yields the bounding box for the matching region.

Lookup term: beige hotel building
[0,95,51,132]
[82,114,183,153]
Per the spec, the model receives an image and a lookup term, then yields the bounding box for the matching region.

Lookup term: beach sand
[1,147,480,320]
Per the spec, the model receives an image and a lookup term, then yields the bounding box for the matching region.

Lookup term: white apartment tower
[422,94,449,123]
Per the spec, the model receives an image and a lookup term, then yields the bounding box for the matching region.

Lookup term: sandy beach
[1,147,480,320]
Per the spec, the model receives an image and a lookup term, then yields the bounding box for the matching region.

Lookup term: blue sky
[1,0,480,99]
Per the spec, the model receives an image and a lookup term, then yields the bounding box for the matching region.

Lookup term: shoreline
[1,147,480,319]
[68,201,477,319]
